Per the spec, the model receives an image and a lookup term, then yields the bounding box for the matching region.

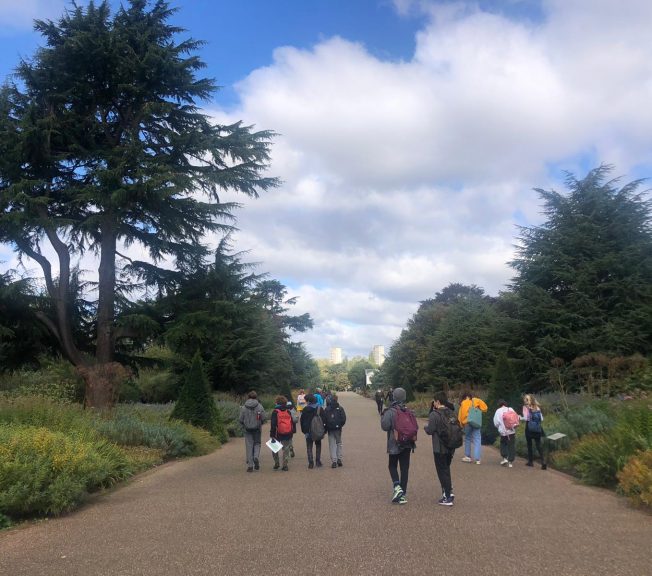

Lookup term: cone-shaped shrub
[171,352,227,441]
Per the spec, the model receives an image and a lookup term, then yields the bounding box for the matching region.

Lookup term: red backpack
[275,409,293,436]
[393,407,418,447]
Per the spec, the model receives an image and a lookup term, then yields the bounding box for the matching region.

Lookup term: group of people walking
[381,389,547,507]
[238,389,346,473]
[240,387,548,509]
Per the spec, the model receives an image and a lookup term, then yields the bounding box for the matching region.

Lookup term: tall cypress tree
[0,1,277,406]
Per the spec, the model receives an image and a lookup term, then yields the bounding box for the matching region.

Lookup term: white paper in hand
[266,438,283,453]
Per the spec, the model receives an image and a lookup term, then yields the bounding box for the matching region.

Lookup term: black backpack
[325,406,345,430]
[440,409,463,450]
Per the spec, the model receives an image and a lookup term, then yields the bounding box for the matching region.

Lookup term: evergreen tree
[511,166,652,375]
[0,1,277,406]
[170,352,226,441]
[483,354,521,444]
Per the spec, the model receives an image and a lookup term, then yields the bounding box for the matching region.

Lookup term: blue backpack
[527,410,543,433]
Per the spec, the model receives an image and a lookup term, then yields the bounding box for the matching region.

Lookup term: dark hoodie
[324,400,346,431]
[300,403,324,437]
[270,404,295,440]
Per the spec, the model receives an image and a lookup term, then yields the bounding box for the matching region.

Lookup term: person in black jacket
[300,394,324,468]
[425,392,455,506]
[324,394,347,468]
[270,395,295,471]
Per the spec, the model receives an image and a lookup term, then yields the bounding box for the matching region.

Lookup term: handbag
[467,398,482,429]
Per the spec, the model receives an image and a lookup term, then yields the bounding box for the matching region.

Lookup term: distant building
[330,347,343,364]
[372,345,385,366]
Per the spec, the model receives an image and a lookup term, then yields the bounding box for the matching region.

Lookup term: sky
[1,0,651,361]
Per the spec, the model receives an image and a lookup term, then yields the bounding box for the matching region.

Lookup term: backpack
[440,409,463,450]
[467,399,483,429]
[502,408,520,431]
[393,406,418,448]
[324,406,345,430]
[275,409,293,436]
[310,408,326,440]
[527,409,543,433]
[242,405,262,431]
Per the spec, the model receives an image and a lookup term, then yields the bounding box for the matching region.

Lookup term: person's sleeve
[381,407,393,431]
[341,407,347,427]
[493,409,501,430]
[424,411,435,435]
[270,410,277,438]
[479,398,488,412]
[458,401,466,425]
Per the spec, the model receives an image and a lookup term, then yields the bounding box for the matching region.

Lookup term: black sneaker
[337,460,343,467]
[526,461,534,467]
[282,465,289,471]
[541,463,547,470]
[391,485,404,503]
[273,462,280,470]
[316,460,323,468]
[246,467,253,473]
[331,462,337,468]
[308,462,314,469]
[253,458,259,470]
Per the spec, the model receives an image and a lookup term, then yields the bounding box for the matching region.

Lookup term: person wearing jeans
[457,392,487,464]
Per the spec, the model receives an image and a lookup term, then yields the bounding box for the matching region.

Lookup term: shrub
[216,398,244,438]
[93,410,219,458]
[0,358,85,402]
[0,424,132,518]
[171,353,227,442]
[135,368,180,404]
[0,395,94,435]
[618,450,652,509]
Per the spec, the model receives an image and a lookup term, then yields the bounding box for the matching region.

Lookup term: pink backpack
[502,408,520,430]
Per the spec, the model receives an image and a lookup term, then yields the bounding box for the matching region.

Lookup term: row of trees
[380,167,652,399]
[0,1,320,405]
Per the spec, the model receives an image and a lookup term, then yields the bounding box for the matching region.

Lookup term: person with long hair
[522,394,547,470]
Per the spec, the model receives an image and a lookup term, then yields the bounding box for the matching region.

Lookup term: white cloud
[215,0,652,358]
[0,0,64,30]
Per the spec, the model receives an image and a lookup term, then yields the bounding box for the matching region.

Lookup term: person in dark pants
[300,394,324,468]
[522,394,547,470]
[374,389,384,414]
[425,392,455,506]
[380,387,412,505]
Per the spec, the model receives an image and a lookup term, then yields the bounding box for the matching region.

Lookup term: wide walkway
[0,392,649,575]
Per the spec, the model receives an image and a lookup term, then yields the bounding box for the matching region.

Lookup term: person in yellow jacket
[458,392,488,464]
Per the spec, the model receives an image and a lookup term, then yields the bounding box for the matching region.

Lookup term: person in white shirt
[493,399,519,467]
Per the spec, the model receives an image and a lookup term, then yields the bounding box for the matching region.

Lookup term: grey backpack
[242,405,262,431]
[310,408,326,440]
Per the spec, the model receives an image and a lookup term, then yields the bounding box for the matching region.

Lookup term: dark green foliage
[170,352,226,441]
[0,1,277,405]
[347,359,374,390]
[483,355,522,444]
[511,166,652,376]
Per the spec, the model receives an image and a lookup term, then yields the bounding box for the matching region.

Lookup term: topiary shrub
[170,352,227,442]
[618,449,652,509]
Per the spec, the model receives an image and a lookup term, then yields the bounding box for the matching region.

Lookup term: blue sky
[1,1,651,360]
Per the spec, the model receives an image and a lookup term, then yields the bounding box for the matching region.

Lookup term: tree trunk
[79,362,129,409]
[96,225,117,364]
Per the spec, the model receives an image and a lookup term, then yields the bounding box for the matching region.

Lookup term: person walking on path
[493,399,518,468]
[424,392,456,506]
[270,395,295,471]
[300,394,325,468]
[522,394,547,470]
[381,387,416,505]
[238,391,267,472]
[324,393,347,468]
[314,388,325,407]
[458,392,488,464]
[296,389,307,412]
[374,389,384,414]
[286,400,299,458]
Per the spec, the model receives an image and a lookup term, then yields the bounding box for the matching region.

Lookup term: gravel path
[1,391,649,575]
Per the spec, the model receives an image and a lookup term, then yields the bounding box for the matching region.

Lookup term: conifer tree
[0,1,277,406]
[171,352,226,441]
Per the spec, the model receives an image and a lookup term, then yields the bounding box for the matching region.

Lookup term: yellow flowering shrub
[0,424,132,518]
[617,449,652,509]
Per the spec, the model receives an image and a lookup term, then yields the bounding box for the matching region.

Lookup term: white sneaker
[475,460,481,465]
[508,462,513,468]
[461,456,472,463]
[500,458,508,466]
